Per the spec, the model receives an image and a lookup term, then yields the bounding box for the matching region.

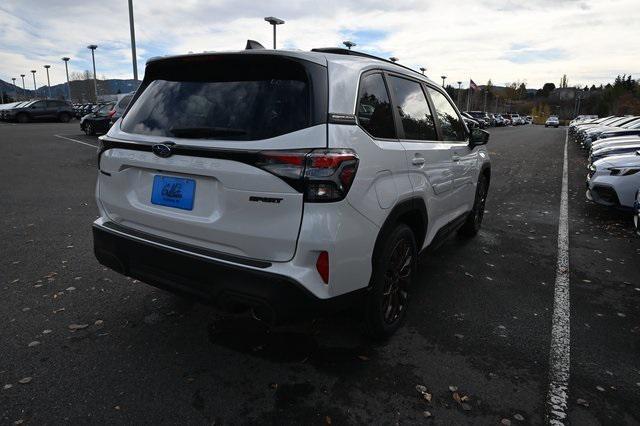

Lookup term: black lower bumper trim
[93,224,361,322]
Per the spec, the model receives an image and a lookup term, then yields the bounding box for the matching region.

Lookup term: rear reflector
[316,251,329,284]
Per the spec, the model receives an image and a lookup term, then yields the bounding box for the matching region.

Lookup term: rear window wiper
[169,127,247,139]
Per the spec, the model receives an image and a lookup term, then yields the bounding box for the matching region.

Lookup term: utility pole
[128,0,138,81]
[30,70,37,98]
[62,57,71,100]
[20,74,26,100]
[419,67,426,75]
[87,45,98,101]
[11,78,17,100]
[264,17,284,49]
[440,75,446,88]
[44,65,52,98]
[457,81,462,108]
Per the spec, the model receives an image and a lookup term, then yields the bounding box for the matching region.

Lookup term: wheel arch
[371,197,428,272]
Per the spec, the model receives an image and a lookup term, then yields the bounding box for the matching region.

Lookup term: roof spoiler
[245,40,265,50]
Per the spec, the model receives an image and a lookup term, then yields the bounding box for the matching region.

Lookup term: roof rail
[311,47,424,78]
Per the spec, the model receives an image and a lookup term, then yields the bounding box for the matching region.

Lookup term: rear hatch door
[98,53,328,262]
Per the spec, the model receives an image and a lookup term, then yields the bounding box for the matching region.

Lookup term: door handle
[411,157,425,166]
[452,155,461,162]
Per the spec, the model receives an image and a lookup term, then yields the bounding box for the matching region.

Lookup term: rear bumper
[93,222,362,322]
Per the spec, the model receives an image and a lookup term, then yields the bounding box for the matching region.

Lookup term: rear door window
[387,76,436,141]
[356,73,396,139]
[426,88,466,141]
[121,55,326,141]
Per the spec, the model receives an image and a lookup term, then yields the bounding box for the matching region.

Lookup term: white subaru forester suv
[93,47,491,338]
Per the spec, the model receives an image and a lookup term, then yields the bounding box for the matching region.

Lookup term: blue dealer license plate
[151,175,196,210]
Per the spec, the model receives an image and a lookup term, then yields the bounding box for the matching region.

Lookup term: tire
[58,112,71,123]
[459,173,489,237]
[16,113,29,124]
[84,123,95,136]
[363,224,417,339]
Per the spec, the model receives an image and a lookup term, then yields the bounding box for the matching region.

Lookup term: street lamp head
[389,57,398,63]
[62,57,70,62]
[44,65,51,69]
[457,81,462,85]
[87,44,98,50]
[419,67,426,73]
[30,70,36,74]
[441,75,447,80]
[343,41,356,49]
[21,74,25,77]
[264,16,284,25]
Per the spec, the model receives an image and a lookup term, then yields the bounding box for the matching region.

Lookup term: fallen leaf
[66,287,76,292]
[94,320,104,326]
[500,419,512,426]
[18,377,32,384]
[452,392,461,403]
[513,413,524,421]
[577,398,589,407]
[423,410,432,418]
[357,355,369,361]
[448,385,458,392]
[461,403,472,411]
[3,384,12,389]
[596,385,605,392]
[68,323,89,331]
[27,341,40,347]
[416,384,427,394]
[423,392,432,403]
[53,308,65,314]
[324,416,332,425]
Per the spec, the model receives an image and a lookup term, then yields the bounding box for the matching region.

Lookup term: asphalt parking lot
[1,122,639,425]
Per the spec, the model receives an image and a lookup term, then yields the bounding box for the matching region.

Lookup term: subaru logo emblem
[152,143,173,158]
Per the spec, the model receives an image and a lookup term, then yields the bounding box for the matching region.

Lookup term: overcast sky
[1,0,638,89]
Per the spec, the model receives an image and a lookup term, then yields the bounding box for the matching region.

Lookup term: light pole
[457,81,462,108]
[264,17,284,49]
[62,57,71,100]
[30,70,37,98]
[441,75,447,88]
[87,44,98,101]
[419,67,426,75]
[343,41,356,50]
[128,0,138,81]
[44,65,52,98]
[389,57,398,63]
[12,78,17,100]
[20,74,26,100]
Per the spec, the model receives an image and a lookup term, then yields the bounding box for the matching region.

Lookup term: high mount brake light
[256,149,359,202]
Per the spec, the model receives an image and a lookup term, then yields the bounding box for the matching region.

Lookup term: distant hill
[0,78,140,103]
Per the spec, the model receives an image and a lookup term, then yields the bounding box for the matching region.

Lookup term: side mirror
[469,128,489,146]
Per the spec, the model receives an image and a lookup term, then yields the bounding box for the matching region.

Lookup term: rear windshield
[121,54,327,140]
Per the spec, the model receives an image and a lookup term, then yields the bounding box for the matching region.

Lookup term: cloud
[0,0,638,89]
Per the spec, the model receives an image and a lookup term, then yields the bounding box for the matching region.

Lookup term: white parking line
[546,132,571,425]
[54,134,97,148]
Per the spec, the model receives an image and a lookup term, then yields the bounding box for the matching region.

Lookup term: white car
[545,116,560,128]
[92,47,491,338]
[587,151,640,209]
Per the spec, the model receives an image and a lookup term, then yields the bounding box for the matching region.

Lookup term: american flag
[469,79,479,91]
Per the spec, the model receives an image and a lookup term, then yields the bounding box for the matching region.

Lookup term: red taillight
[255,149,359,202]
[108,109,116,118]
[316,251,329,284]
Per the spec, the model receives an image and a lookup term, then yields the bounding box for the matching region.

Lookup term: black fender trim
[370,197,428,278]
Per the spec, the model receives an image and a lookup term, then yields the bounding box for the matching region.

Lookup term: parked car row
[461,111,531,128]
[0,99,74,123]
[78,93,134,135]
[570,115,640,234]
